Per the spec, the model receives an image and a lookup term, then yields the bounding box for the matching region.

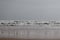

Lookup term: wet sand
[0,38,46,40]
[0,25,60,40]
[0,38,60,40]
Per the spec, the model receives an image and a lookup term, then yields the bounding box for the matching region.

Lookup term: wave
[0,20,60,26]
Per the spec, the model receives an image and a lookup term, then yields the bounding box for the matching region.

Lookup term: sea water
[0,20,60,39]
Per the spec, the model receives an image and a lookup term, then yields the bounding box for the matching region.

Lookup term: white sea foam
[0,20,60,26]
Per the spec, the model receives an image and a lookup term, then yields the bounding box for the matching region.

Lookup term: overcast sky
[0,0,60,20]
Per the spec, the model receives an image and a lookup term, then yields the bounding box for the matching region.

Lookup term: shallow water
[0,25,60,39]
[0,20,60,39]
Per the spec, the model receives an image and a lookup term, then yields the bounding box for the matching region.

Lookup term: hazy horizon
[0,0,60,20]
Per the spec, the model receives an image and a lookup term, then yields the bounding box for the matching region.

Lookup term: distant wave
[0,20,60,26]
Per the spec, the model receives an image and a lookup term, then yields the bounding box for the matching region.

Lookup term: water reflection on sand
[0,20,60,39]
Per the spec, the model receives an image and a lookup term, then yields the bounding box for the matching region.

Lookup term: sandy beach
[0,25,60,40]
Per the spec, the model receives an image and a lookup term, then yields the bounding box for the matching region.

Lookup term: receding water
[0,20,60,39]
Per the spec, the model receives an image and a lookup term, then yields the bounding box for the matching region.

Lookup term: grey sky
[0,0,60,20]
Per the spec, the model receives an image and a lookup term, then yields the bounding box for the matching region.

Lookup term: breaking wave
[0,20,60,26]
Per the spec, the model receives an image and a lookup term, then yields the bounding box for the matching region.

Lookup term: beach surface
[0,25,60,40]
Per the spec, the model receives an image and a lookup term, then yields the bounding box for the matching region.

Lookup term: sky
[0,0,60,20]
